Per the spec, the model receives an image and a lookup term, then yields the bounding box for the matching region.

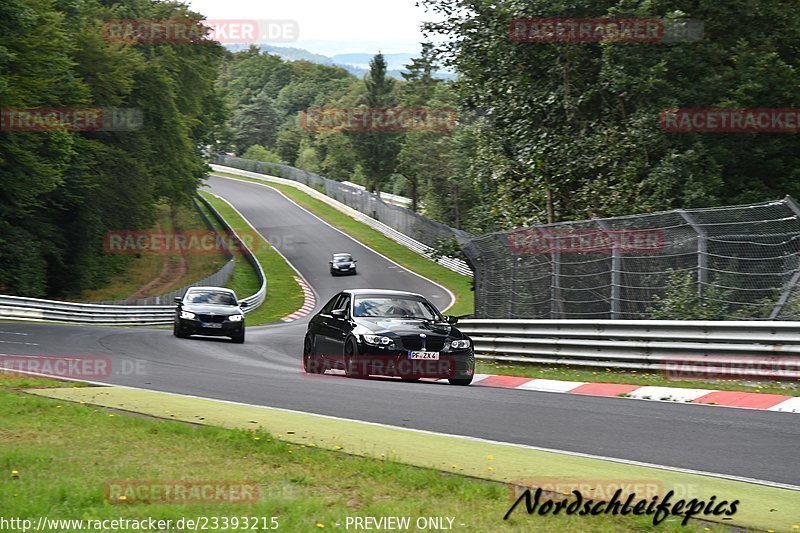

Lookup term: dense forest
[220,0,800,231]
[2,0,799,298]
[0,0,224,297]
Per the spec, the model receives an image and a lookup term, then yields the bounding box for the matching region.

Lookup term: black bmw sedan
[303,289,474,385]
[173,287,247,343]
[329,253,357,276]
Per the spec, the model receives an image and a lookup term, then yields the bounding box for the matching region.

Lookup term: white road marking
[8,366,799,493]
[0,340,38,346]
[210,174,458,313]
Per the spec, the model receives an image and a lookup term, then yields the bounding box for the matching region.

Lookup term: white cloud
[187,0,440,54]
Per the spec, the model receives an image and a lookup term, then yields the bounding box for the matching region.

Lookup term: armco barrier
[0,195,266,326]
[458,319,800,379]
[210,164,474,277]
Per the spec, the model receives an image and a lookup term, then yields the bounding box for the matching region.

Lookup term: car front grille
[400,335,445,351]
[197,314,227,323]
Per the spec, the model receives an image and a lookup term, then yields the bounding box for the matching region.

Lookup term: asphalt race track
[3,174,799,487]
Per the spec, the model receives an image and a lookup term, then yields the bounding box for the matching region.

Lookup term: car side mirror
[331,309,346,318]
[353,259,357,263]
[446,315,459,325]
[174,297,182,304]
[240,301,249,308]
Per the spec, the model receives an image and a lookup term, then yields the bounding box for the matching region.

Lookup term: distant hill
[223,44,456,81]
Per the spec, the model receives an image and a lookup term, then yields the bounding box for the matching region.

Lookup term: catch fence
[462,197,800,320]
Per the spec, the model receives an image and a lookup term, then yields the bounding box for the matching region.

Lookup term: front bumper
[176,318,244,337]
[351,345,475,379]
[331,267,356,275]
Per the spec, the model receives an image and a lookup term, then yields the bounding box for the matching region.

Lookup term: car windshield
[333,255,353,263]
[185,291,237,305]
[353,296,441,320]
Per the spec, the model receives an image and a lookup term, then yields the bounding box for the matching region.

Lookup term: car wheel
[448,377,473,386]
[231,330,245,344]
[344,338,366,378]
[173,322,188,338]
[303,335,326,374]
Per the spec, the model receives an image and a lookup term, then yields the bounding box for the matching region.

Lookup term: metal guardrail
[459,319,800,379]
[211,164,474,277]
[195,194,266,312]
[0,195,266,326]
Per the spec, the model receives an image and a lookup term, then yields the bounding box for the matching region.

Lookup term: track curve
[2,174,799,487]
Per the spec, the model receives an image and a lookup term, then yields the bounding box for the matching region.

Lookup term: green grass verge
[0,378,730,532]
[213,172,474,316]
[76,203,228,303]
[198,190,304,325]
[476,361,800,397]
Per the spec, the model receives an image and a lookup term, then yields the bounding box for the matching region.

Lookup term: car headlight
[450,339,471,349]
[228,314,244,322]
[363,335,394,346]
[180,311,196,320]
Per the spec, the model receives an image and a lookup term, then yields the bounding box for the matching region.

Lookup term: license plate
[409,351,439,360]
[202,323,223,329]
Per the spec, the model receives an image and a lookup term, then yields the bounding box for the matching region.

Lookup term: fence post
[769,196,800,319]
[677,210,707,296]
[596,219,620,319]
[550,232,562,319]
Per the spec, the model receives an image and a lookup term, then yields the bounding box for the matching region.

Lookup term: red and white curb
[282,277,316,322]
[440,374,800,413]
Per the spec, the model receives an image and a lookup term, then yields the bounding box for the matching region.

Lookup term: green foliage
[0,0,224,297]
[648,271,730,320]
[421,0,800,227]
[241,145,284,164]
[349,53,403,193]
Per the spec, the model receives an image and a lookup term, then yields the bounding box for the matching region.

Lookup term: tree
[231,90,281,152]
[421,0,800,227]
[349,53,403,192]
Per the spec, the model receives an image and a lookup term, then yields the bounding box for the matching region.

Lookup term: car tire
[448,377,473,386]
[303,335,326,374]
[231,330,245,344]
[173,323,188,338]
[344,338,366,378]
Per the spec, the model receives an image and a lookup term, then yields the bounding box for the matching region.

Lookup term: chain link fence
[462,197,800,320]
[214,155,472,249]
[214,155,800,321]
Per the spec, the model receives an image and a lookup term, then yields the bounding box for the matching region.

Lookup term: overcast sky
[187,0,437,55]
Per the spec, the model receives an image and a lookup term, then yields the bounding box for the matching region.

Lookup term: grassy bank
[197,191,304,325]
[77,203,228,303]
[0,376,715,532]
[213,172,474,316]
